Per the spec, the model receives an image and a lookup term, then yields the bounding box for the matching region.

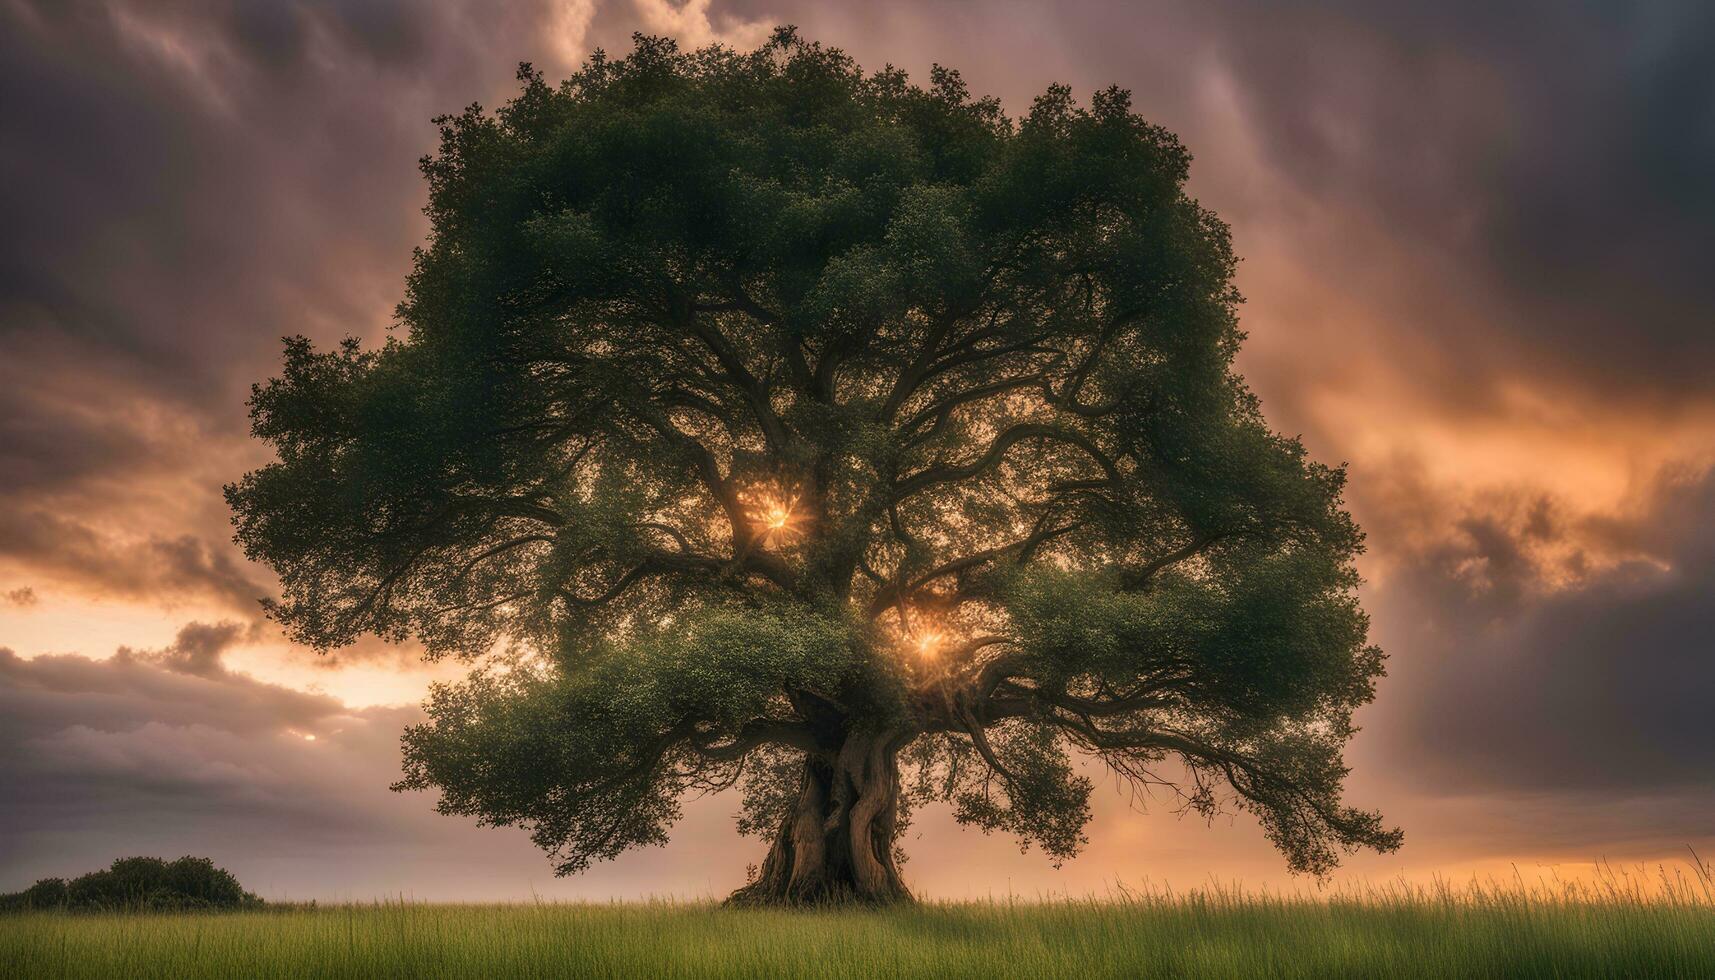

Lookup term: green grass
[4,877,1714,979]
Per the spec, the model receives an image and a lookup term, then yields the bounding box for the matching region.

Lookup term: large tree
[228,30,1400,905]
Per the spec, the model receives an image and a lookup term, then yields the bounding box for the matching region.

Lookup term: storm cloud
[0,621,782,900]
[0,623,416,876]
[1377,465,1715,796]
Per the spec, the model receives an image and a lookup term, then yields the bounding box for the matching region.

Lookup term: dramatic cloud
[2,0,1712,895]
[0,510,265,615]
[0,624,412,873]
[1376,465,1715,796]
[0,622,786,900]
[768,0,1715,398]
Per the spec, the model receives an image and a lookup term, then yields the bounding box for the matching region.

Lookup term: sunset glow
[2,0,1712,909]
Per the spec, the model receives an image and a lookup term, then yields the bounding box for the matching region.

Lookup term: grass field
[4,876,1714,979]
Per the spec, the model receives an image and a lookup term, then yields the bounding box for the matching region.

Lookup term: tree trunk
[726,729,911,906]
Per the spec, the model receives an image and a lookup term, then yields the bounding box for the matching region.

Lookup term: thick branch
[676,300,790,451]
[1119,531,1237,590]
[898,372,1053,448]
[1002,681,1174,718]
[867,523,1079,619]
[895,423,1119,500]
[688,718,818,761]
[445,534,556,586]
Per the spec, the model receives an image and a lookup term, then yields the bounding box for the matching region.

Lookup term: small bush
[1,857,261,913]
[0,878,68,912]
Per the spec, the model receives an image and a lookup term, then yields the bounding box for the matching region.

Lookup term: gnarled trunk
[727,729,910,906]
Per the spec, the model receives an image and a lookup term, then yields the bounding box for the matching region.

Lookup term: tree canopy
[227,29,1400,904]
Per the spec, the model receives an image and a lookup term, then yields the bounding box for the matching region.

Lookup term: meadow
[4,870,1715,980]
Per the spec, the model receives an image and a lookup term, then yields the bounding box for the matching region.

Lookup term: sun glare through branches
[743,487,804,545]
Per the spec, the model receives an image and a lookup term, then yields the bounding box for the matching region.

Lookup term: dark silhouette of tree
[228,29,1400,905]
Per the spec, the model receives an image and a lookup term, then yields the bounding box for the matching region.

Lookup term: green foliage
[0,879,66,913]
[915,725,1095,863]
[397,603,865,874]
[1,857,261,913]
[228,28,1399,886]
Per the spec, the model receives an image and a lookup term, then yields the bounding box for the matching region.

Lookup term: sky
[2,0,1712,901]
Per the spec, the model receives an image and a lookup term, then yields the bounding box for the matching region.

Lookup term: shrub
[1,857,261,912]
[0,877,68,911]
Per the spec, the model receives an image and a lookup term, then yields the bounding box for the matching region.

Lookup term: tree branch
[867,523,1079,619]
[898,372,1054,449]
[895,423,1119,500]
[687,718,818,761]
[674,296,790,451]
[1120,530,1238,590]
